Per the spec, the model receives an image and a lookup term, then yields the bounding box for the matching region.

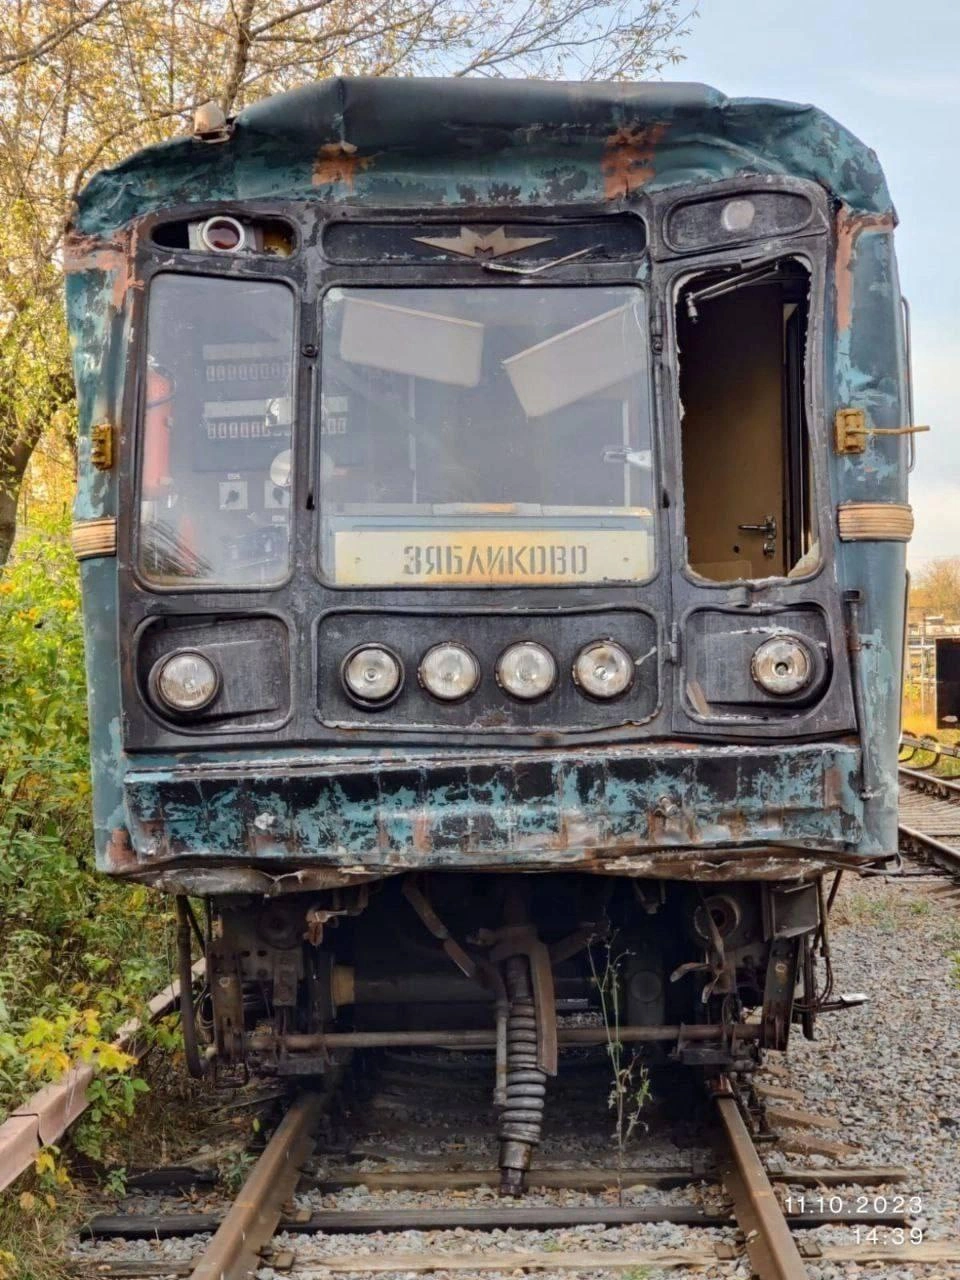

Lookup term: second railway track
[899,734,960,877]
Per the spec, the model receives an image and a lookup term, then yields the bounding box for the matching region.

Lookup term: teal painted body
[65,78,908,893]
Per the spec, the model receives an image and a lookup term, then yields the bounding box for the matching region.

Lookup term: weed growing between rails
[588,939,652,1203]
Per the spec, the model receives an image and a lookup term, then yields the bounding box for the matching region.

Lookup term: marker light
[573,640,634,699]
[721,198,756,233]
[496,642,557,701]
[750,635,813,697]
[152,650,220,713]
[342,645,403,704]
[200,215,245,253]
[419,643,480,702]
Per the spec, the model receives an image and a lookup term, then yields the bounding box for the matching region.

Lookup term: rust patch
[835,206,895,331]
[601,123,668,200]
[105,826,137,871]
[412,811,432,855]
[312,141,371,190]
[63,232,131,310]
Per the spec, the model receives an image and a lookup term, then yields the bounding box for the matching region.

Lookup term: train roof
[72,76,893,236]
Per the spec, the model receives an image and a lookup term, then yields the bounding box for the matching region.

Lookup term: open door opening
[676,258,816,582]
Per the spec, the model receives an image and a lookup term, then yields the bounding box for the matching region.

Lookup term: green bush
[0,514,171,1132]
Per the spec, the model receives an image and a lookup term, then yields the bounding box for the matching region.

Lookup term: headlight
[342,645,403,704]
[151,650,220,713]
[573,640,634,699]
[200,215,245,252]
[496,642,556,701]
[419,643,480,702]
[750,635,813,697]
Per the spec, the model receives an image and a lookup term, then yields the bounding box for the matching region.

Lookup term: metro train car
[66,78,916,1193]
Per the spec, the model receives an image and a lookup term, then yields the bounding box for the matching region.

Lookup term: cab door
[676,282,787,580]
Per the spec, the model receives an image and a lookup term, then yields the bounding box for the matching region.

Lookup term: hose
[498,954,546,1196]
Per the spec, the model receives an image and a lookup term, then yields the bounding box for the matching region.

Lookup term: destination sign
[333,529,652,585]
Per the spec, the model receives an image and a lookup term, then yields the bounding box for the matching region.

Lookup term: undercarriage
[179,869,834,1195]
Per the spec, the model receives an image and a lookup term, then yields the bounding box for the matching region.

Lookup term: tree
[0,0,697,563]
[910,557,960,622]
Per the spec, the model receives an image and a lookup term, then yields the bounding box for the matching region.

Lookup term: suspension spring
[498,953,546,1196]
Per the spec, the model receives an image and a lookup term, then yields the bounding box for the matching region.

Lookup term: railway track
[71,1049,939,1280]
[898,734,960,877]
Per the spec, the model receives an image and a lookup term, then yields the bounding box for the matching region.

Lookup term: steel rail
[898,765,960,801]
[713,1078,808,1280]
[188,1080,340,1280]
[897,822,960,876]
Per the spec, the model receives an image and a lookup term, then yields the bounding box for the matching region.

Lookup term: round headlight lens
[153,650,220,712]
[750,635,813,697]
[496,642,557,701]
[342,645,403,704]
[573,640,634,699]
[200,215,245,252]
[419,643,480,702]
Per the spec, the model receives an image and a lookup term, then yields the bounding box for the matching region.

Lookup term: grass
[834,893,899,933]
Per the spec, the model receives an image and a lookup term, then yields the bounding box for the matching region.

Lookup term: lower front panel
[122,740,863,876]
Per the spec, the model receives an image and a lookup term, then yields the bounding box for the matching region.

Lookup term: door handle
[737,515,778,558]
[737,515,777,536]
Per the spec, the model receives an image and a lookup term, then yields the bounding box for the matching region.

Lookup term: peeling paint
[834,206,895,332]
[120,742,863,877]
[601,123,668,199]
[312,140,372,190]
[71,79,894,237]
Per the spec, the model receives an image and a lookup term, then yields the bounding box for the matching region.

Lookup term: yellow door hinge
[90,422,114,470]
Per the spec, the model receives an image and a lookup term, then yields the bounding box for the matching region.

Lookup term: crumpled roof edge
[72,76,893,236]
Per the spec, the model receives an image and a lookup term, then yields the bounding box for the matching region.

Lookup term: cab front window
[138,274,296,587]
[318,286,655,587]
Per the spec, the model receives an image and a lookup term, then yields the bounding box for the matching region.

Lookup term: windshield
[318,286,655,586]
[138,274,296,587]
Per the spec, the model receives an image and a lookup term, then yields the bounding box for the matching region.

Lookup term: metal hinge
[650,301,664,356]
[665,622,681,665]
[834,407,929,455]
[90,422,114,470]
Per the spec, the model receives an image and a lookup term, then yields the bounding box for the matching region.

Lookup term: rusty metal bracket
[548,925,597,966]
[834,407,929,454]
[90,421,114,470]
[402,877,478,980]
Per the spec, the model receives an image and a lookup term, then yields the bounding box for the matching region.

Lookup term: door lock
[737,515,778,558]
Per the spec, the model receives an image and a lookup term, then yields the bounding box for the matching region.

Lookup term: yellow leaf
[81,1008,101,1034]
[96,1045,135,1073]
[35,1150,55,1175]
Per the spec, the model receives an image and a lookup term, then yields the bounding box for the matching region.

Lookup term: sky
[664,0,959,567]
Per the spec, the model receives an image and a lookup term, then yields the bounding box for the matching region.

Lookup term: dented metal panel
[63,76,908,882]
[71,80,892,236]
[118,741,862,878]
